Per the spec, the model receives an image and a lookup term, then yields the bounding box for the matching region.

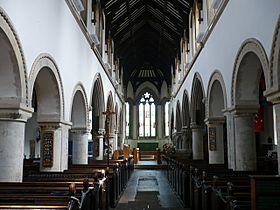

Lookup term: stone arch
[105,91,114,134]
[230,38,272,171]
[69,83,89,165]
[190,72,206,160]
[190,72,206,125]
[136,87,159,104]
[170,109,175,137]
[207,70,227,118]
[182,89,191,127]
[90,73,105,132]
[231,38,269,107]
[70,83,89,129]
[114,103,118,133]
[0,7,28,106]
[206,70,227,164]
[0,8,31,181]
[176,100,182,132]
[29,53,64,121]
[267,16,280,97]
[135,81,160,103]
[118,105,123,146]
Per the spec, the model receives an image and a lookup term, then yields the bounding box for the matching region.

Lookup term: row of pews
[0,157,134,209]
[163,154,280,210]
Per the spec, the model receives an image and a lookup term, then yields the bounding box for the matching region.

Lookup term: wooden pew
[0,181,79,209]
[24,158,133,208]
[250,175,280,210]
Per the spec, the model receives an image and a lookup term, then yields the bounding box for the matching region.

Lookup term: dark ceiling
[102,0,193,88]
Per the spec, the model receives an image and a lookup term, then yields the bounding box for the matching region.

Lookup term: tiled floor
[112,161,189,210]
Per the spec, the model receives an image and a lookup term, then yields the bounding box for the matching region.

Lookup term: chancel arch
[206,71,227,164]
[0,8,32,182]
[230,38,275,171]
[190,72,207,160]
[69,84,89,165]
[27,54,69,173]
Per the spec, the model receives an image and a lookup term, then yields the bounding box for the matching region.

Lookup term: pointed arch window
[139,92,156,137]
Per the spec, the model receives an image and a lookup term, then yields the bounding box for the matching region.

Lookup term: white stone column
[71,129,88,165]
[132,105,137,139]
[182,127,192,158]
[206,118,225,164]
[224,111,235,169]
[191,123,204,160]
[0,108,32,182]
[94,131,104,160]
[157,105,163,139]
[234,112,256,171]
[39,122,71,172]
[272,103,280,174]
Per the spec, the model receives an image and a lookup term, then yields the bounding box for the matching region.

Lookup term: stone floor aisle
[111,167,189,210]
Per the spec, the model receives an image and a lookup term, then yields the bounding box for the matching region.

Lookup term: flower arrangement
[162,143,175,155]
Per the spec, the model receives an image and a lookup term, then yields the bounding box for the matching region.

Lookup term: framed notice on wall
[42,131,54,167]
[209,127,216,151]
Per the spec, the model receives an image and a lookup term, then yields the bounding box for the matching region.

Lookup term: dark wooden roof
[103,0,193,87]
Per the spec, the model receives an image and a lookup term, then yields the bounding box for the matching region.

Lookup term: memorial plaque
[209,127,216,151]
[42,131,54,167]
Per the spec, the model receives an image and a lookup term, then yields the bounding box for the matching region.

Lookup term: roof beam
[126,0,137,59]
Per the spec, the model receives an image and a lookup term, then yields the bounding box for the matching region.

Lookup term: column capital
[39,120,71,130]
[264,87,280,104]
[70,127,89,134]
[98,128,105,135]
[225,104,259,116]
[205,117,225,125]
[0,103,33,122]
[190,122,203,129]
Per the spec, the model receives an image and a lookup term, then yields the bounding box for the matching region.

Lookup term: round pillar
[234,113,256,170]
[272,103,280,174]
[132,105,137,139]
[71,129,88,165]
[0,108,32,182]
[191,123,204,160]
[157,105,163,139]
[94,129,104,160]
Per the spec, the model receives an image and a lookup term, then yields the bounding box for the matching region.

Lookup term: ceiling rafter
[103,0,194,87]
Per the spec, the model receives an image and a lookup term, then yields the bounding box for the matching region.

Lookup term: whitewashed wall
[171,0,280,116]
[0,0,123,122]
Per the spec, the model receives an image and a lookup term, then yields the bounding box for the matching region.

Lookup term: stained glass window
[139,92,156,137]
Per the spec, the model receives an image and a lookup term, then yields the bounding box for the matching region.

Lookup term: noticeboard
[209,127,216,151]
[42,131,54,167]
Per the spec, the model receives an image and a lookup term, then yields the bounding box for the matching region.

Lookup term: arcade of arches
[0,0,280,192]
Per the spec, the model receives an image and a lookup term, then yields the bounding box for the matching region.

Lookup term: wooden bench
[0,182,79,209]
[250,175,280,210]
[24,158,133,208]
